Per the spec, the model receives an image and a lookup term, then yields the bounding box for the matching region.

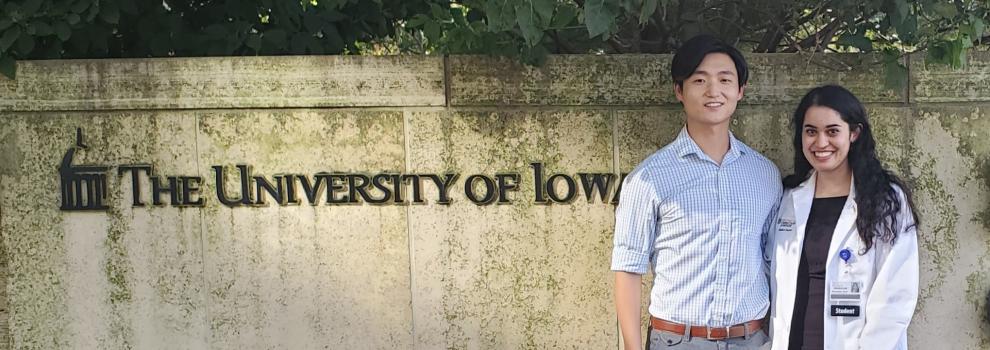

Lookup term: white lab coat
[768,173,919,350]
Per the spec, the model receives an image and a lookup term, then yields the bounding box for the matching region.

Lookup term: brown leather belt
[650,317,762,340]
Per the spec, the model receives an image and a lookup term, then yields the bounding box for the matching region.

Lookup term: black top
[788,196,847,350]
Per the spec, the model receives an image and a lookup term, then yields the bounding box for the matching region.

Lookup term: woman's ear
[851,123,862,142]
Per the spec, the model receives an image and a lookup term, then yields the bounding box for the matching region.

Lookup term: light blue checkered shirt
[611,127,781,327]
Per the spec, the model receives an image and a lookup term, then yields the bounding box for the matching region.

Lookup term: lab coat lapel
[792,173,816,238]
[826,176,859,267]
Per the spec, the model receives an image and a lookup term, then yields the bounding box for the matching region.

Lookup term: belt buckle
[706,326,731,340]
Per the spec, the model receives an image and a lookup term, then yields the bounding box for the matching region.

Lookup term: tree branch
[781,18,842,53]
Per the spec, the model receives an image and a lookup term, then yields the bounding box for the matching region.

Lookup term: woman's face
[801,106,860,175]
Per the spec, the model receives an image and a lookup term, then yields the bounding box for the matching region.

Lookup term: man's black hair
[670,34,749,88]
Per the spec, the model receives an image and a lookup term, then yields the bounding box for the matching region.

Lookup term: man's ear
[737,84,746,101]
[674,84,684,102]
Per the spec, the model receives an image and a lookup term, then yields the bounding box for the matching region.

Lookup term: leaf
[263,29,287,45]
[550,4,578,28]
[423,20,441,43]
[66,13,80,25]
[931,37,972,68]
[893,0,910,23]
[837,33,873,52]
[640,0,658,25]
[0,19,11,31]
[99,0,120,24]
[41,40,62,58]
[486,0,516,32]
[85,4,99,22]
[926,41,946,64]
[533,0,555,27]
[882,58,907,91]
[973,16,986,40]
[451,6,469,26]
[303,13,322,32]
[322,9,346,22]
[54,21,71,41]
[66,25,89,53]
[290,32,308,53]
[963,15,986,43]
[894,14,917,44]
[32,21,53,36]
[148,34,169,56]
[0,26,21,52]
[584,0,616,38]
[519,41,549,65]
[323,24,344,53]
[515,2,542,46]
[430,3,450,21]
[406,14,429,28]
[71,0,89,14]
[205,24,226,39]
[954,36,973,68]
[119,1,137,15]
[15,34,34,55]
[245,34,262,51]
[0,54,15,79]
[931,3,958,18]
[22,0,43,16]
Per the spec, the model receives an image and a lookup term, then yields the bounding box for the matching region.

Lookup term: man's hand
[615,271,643,350]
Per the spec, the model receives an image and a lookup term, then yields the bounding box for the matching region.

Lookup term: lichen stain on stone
[909,149,960,308]
[867,107,912,173]
[0,127,23,178]
[104,205,134,348]
[421,110,613,349]
[931,107,990,233]
[615,109,684,170]
[965,271,990,347]
[977,158,990,231]
[2,116,75,349]
[731,105,792,169]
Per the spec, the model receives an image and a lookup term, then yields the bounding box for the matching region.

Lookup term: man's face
[674,53,745,127]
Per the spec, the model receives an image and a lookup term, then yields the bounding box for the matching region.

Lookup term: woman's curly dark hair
[783,85,920,253]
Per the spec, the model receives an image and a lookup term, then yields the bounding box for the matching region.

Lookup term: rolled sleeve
[610,169,659,275]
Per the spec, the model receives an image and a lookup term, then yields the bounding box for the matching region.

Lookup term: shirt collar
[797,170,858,201]
[674,126,747,163]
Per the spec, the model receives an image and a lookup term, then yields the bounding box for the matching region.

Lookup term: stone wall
[0,53,987,349]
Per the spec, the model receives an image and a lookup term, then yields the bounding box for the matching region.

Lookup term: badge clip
[839,248,852,264]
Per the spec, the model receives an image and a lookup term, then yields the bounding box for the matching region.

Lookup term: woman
[768,85,920,350]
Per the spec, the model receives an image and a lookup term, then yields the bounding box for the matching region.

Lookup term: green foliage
[1,0,989,87]
[0,0,431,78]
[398,0,990,90]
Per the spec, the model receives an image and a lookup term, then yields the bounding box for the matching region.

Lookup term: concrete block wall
[0,53,987,349]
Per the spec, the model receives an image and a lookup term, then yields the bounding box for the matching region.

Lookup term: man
[611,35,782,350]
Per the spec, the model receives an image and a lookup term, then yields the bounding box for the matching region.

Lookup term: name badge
[830,305,861,317]
[830,281,863,318]
[777,218,795,232]
[829,281,862,301]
